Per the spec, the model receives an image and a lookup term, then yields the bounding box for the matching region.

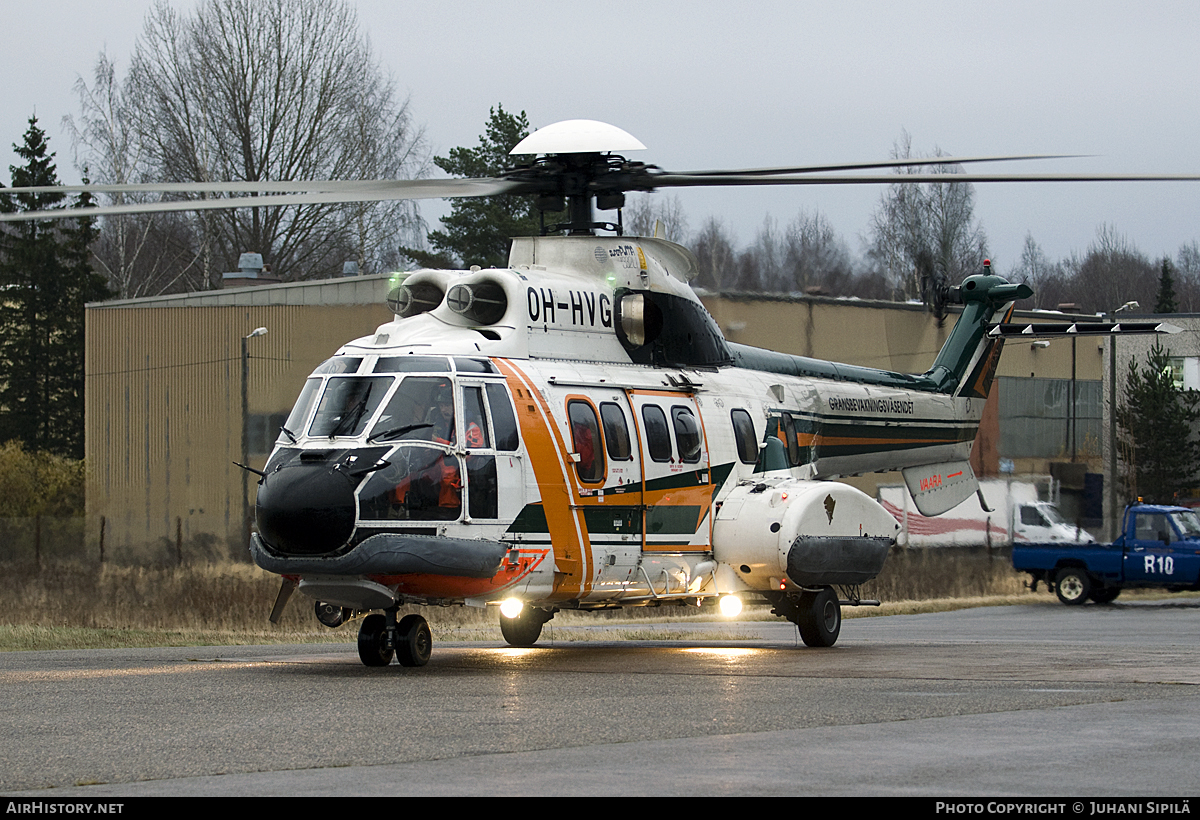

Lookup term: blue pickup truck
[1012,503,1200,604]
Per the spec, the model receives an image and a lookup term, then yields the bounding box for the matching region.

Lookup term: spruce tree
[1154,257,1178,314]
[407,106,541,269]
[0,117,109,459]
[1116,339,1200,503]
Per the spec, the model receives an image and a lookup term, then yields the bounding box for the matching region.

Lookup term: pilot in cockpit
[427,382,456,445]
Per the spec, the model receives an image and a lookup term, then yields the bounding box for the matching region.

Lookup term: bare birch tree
[623,193,689,243]
[72,0,428,291]
[867,131,989,316]
[64,52,202,298]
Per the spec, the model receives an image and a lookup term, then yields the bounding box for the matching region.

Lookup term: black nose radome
[256,462,357,556]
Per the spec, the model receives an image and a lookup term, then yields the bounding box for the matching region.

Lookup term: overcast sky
[4,0,1198,275]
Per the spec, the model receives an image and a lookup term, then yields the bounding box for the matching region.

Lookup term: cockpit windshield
[308,376,392,438]
[368,376,457,444]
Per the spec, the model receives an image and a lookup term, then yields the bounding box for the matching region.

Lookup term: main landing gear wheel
[500,607,553,647]
[357,613,394,666]
[396,614,432,667]
[796,587,842,648]
[1054,568,1091,605]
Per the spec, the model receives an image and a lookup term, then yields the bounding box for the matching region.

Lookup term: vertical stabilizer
[921,274,1033,396]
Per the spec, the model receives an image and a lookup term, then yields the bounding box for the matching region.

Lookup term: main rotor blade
[648,171,1200,187]
[673,154,1081,177]
[1,179,380,195]
[0,177,525,223]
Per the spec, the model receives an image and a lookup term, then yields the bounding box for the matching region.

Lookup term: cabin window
[600,402,632,461]
[485,383,520,451]
[309,376,392,438]
[780,413,800,466]
[731,409,757,464]
[568,400,604,483]
[671,406,702,463]
[462,386,491,449]
[642,405,673,463]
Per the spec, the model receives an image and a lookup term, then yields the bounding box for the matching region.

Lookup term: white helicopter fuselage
[249,236,1000,618]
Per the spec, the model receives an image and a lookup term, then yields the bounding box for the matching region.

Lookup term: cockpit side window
[462,386,491,449]
[485,383,520,451]
[282,378,321,441]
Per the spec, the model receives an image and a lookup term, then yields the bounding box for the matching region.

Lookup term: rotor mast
[507,120,650,236]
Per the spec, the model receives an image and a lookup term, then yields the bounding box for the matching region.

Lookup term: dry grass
[0,546,1088,652]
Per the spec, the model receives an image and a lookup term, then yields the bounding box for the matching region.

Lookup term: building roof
[88,273,395,309]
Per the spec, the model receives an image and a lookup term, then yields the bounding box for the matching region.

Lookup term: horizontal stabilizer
[987,321,1182,338]
[902,461,979,517]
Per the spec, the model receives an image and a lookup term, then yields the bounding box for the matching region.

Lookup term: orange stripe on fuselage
[494,359,593,601]
[374,548,551,599]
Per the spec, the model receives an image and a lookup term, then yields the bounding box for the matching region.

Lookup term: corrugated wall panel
[86,302,391,560]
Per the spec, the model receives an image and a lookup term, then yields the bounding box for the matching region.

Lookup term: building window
[1167,357,1199,391]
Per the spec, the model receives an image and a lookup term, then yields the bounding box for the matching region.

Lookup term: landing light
[500,598,524,619]
[718,594,743,617]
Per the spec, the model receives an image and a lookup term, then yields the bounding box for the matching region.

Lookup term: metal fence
[0,516,247,566]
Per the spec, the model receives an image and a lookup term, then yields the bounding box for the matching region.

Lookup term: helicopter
[1,119,1189,666]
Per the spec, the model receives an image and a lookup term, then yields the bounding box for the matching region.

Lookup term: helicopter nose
[255,462,357,556]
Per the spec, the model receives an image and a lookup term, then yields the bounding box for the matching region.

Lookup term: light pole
[241,327,268,549]
[1106,302,1137,540]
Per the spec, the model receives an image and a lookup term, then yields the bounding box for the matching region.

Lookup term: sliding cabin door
[627,390,712,553]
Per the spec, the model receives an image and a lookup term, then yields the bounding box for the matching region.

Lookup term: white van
[1013,501,1094,543]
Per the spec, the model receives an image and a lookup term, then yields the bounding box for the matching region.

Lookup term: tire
[396,614,432,667]
[1088,587,1121,604]
[796,587,841,648]
[500,607,549,647]
[357,613,394,666]
[1055,568,1092,605]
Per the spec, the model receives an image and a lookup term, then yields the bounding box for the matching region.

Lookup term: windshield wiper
[368,422,433,443]
[329,383,374,438]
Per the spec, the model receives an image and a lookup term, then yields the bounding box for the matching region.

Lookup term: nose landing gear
[357,608,432,667]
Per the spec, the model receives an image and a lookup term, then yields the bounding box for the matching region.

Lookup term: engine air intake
[446,281,508,325]
[388,281,445,318]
